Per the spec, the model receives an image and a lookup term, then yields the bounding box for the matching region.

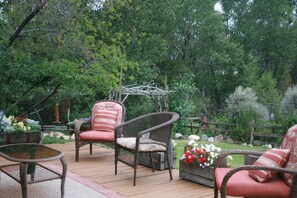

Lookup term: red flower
[17,116,23,121]
[181,143,222,168]
[195,149,203,155]
[198,157,207,163]
[185,156,194,164]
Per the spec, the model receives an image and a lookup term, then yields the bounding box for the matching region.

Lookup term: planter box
[138,151,177,171]
[179,159,215,187]
[0,131,43,145]
[179,158,227,187]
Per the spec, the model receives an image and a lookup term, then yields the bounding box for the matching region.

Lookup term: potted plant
[0,112,42,145]
[179,139,230,187]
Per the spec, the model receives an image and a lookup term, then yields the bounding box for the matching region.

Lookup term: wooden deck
[0,142,218,198]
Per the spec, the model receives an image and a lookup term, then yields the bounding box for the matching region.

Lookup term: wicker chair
[114,112,180,186]
[214,124,297,198]
[74,100,125,162]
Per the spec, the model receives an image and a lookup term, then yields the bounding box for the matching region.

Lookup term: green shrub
[42,136,68,144]
[224,86,269,142]
[280,85,297,116]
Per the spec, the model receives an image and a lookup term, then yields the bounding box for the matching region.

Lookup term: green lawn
[41,134,268,169]
[174,139,268,169]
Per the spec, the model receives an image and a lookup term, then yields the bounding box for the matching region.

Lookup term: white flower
[188,139,198,147]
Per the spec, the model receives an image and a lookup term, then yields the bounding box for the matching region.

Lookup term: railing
[183,117,285,146]
[249,125,285,145]
[184,117,236,134]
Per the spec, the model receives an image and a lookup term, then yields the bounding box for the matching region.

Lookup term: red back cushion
[91,101,123,132]
[248,148,290,183]
[280,124,297,187]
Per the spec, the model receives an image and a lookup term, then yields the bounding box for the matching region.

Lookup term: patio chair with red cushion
[214,124,297,198]
[114,112,180,186]
[74,100,125,162]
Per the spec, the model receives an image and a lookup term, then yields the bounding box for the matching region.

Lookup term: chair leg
[149,152,155,172]
[115,146,119,175]
[89,143,93,155]
[214,183,218,198]
[75,141,80,162]
[166,151,172,180]
[133,151,139,186]
[75,148,79,162]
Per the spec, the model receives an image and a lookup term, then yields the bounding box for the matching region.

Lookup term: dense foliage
[1,1,297,142]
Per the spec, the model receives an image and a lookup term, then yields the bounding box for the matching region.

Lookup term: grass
[41,132,268,169]
[174,139,268,169]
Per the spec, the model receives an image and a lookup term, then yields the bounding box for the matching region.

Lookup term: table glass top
[0,144,62,161]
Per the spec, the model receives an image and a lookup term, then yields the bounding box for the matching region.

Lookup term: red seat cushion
[215,168,290,197]
[80,130,114,142]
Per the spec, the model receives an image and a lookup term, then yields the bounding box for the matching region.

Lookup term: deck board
[0,142,230,198]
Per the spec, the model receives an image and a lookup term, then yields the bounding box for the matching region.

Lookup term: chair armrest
[74,119,91,135]
[115,117,173,138]
[214,150,264,169]
[115,112,179,146]
[114,114,156,138]
[115,119,169,138]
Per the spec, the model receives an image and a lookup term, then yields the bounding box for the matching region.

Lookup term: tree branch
[6,0,47,49]
[33,83,62,108]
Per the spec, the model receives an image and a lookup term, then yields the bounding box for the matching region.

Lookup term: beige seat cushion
[117,137,167,152]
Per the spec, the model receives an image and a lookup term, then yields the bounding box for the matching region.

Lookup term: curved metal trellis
[109,82,170,112]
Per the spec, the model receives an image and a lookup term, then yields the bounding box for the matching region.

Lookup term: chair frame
[74,100,125,162]
[114,112,180,186]
[214,149,297,198]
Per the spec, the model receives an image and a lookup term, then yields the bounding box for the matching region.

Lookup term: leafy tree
[253,72,282,120]
[91,0,250,115]
[221,0,297,88]
[0,0,136,123]
[242,55,281,120]
[169,74,198,134]
[280,65,293,94]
